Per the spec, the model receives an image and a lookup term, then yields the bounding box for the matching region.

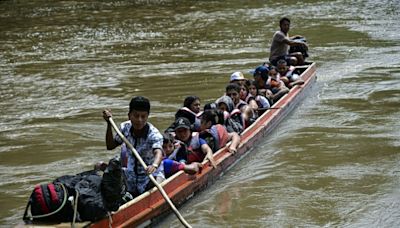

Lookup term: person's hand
[146,164,158,174]
[228,146,237,154]
[103,109,112,122]
[184,162,203,175]
[207,157,217,169]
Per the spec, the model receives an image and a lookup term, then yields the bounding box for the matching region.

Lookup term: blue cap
[253,66,269,81]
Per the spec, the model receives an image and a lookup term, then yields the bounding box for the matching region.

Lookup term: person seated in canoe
[173,117,217,168]
[226,75,258,121]
[252,65,274,103]
[216,95,244,134]
[102,96,163,197]
[276,59,304,88]
[165,95,202,133]
[199,109,241,153]
[265,66,290,102]
[230,71,247,86]
[225,83,258,128]
[153,132,203,183]
[269,17,308,66]
[183,95,202,115]
[239,82,259,113]
[246,79,271,115]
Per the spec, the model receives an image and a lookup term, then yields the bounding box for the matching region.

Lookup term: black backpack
[289,37,309,58]
[23,182,73,223]
[55,171,108,222]
[23,170,107,223]
[101,157,132,211]
[23,158,131,224]
[225,116,243,134]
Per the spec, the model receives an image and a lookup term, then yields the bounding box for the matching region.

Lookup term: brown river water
[1,0,399,227]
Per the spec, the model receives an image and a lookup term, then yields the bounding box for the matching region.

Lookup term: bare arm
[103,109,118,150]
[227,132,240,154]
[201,144,217,168]
[147,148,163,174]
[282,39,308,48]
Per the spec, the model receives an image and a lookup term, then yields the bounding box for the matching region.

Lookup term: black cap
[174,117,191,130]
[203,102,217,111]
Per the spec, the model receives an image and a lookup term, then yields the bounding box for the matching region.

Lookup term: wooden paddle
[107,117,192,228]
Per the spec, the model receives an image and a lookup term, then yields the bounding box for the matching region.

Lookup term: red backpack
[23,182,73,223]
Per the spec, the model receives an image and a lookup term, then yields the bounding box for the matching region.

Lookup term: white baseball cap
[230,72,245,82]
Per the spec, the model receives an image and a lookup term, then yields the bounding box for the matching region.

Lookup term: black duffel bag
[23,170,107,223]
[289,36,309,58]
[23,157,132,224]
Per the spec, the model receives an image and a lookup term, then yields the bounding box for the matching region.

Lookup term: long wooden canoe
[22,63,316,228]
[87,62,317,228]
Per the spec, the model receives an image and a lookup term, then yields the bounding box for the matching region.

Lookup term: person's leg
[245,105,258,128]
[124,169,139,197]
[163,159,202,176]
[163,159,184,177]
[271,55,286,66]
[289,52,304,65]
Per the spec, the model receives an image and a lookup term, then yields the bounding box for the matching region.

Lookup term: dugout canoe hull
[89,62,317,228]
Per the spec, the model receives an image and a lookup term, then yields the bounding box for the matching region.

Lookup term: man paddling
[103,96,163,197]
[269,17,308,66]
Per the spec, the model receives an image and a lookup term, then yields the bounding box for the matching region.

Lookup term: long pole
[108,117,192,228]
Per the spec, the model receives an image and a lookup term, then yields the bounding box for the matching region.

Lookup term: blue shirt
[115,121,163,194]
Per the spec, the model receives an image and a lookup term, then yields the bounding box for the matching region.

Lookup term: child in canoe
[154,132,203,183]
